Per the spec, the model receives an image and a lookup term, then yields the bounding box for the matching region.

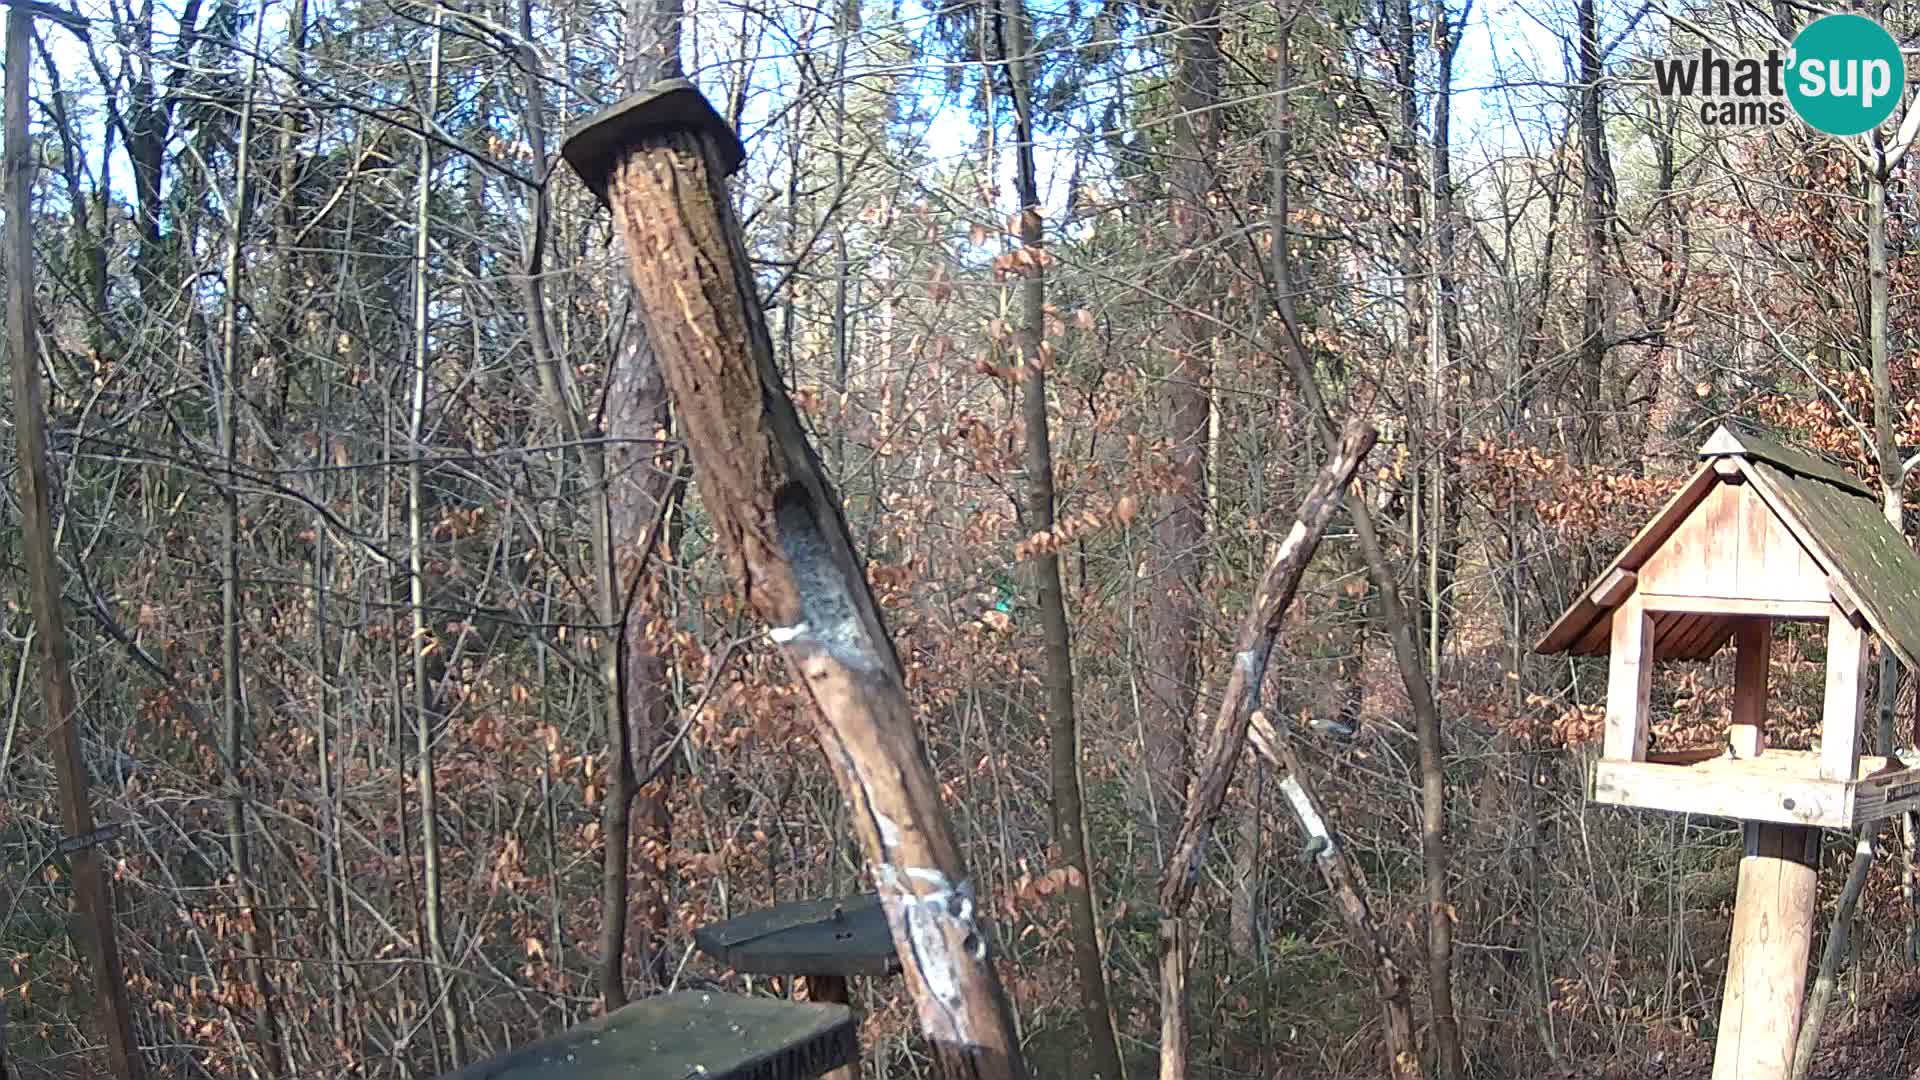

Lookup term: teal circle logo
[1787,14,1905,136]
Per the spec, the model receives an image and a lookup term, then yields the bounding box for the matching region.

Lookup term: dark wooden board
[560,78,745,204]
[695,894,900,978]
[440,992,856,1080]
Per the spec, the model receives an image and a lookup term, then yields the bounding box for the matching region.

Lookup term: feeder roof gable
[1535,422,1920,670]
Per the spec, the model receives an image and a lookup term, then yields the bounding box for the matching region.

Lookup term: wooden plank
[1603,595,1654,762]
[1591,759,1854,828]
[1712,823,1819,1080]
[1639,496,1705,596]
[1574,611,1614,655]
[1736,480,1770,596]
[1757,499,1831,603]
[1703,482,1741,596]
[1852,764,1920,824]
[1733,620,1768,732]
[1638,477,1831,605]
[1638,594,1832,620]
[1650,745,1732,766]
[1828,575,1864,620]
[438,992,858,1080]
[693,894,899,978]
[1685,622,1736,661]
[1652,611,1697,658]
[1673,614,1729,659]
[1822,607,1868,782]
[1590,568,1636,608]
[1535,462,1718,656]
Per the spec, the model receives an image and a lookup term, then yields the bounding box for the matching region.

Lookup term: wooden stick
[1157,419,1375,914]
[1153,420,1412,1079]
[565,85,1024,1079]
[5,9,142,1078]
[1263,730,1423,1078]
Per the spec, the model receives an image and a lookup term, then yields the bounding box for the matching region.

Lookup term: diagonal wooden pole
[562,82,1026,1080]
[5,6,144,1078]
[1151,419,1414,1080]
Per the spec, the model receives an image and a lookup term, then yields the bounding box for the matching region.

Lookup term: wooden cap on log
[560,78,746,205]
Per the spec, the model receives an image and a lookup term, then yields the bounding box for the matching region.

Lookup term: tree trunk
[1226,764,1263,953]
[1576,0,1607,462]
[408,14,463,1064]
[996,3,1124,1076]
[5,12,145,1077]
[215,14,285,1069]
[589,0,688,1008]
[1424,7,1463,665]
[1157,421,1380,1080]
[1268,21,1460,1076]
[1146,0,1222,859]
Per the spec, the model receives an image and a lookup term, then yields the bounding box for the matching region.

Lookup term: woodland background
[8,0,1920,1076]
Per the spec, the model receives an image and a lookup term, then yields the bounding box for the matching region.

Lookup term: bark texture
[1146,0,1222,847]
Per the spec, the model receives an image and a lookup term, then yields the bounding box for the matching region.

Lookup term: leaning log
[1154,419,1393,1080]
[561,81,1025,1080]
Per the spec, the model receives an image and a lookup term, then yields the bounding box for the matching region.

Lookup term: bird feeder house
[1539,422,1920,824]
[1536,421,1920,1080]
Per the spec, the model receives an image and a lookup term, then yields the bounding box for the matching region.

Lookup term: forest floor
[1539,973,1920,1079]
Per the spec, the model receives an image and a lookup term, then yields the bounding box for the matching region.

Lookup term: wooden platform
[1593,750,1920,829]
[440,991,857,1080]
[694,894,899,978]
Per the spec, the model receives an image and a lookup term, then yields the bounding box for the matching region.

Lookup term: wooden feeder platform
[694,894,899,979]
[1595,748,1920,829]
[439,991,856,1080]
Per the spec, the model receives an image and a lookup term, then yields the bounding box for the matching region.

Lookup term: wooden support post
[1712,823,1818,1080]
[1727,724,1765,759]
[1604,595,1653,762]
[561,83,1025,1079]
[1822,606,1868,782]
[804,976,859,1080]
[1731,619,1769,759]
